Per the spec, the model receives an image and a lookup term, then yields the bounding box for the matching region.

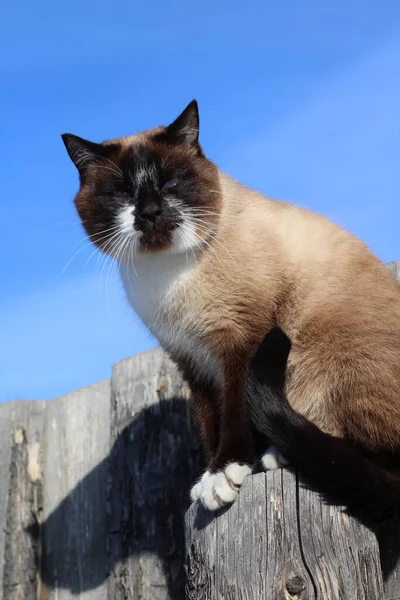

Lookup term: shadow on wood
[378,520,400,600]
[28,397,201,599]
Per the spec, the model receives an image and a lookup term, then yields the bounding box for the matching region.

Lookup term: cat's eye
[113,190,131,198]
[163,177,179,190]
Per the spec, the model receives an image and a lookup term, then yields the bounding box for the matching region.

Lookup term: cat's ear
[61,133,106,171]
[165,100,200,146]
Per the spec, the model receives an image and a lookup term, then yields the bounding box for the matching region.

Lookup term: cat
[62,100,400,522]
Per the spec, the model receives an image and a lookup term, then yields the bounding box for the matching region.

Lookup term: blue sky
[1,1,399,402]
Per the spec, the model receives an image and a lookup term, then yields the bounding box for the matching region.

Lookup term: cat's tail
[245,378,400,525]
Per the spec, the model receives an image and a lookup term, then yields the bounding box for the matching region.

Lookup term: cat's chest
[119,254,222,386]
[119,253,193,329]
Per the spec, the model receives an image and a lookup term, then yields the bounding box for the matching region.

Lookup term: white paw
[261,446,289,471]
[190,471,211,502]
[198,463,252,511]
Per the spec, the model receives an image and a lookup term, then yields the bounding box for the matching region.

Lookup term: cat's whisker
[59,229,119,276]
[122,234,138,288]
[179,223,208,259]
[66,224,122,257]
[94,252,107,278]
[98,234,123,293]
[176,227,190,269]
[85,230,123,267]
[187,208,219,213]
[85,246,102,270]
[94,233,119,275]
[176,230,192,307]
[185,212,220,219]
[185,215,217,228]
[180,221,233,269]
[108,234,132,294]
[92,230,123,273]
[106,236,131,291]
[183,217,237,265]
[89,235,123,276]
[129,236,139,281]
[182,226,210,267]
[91,224,122,237]
[60,242,93,275]
[100,240,119,295]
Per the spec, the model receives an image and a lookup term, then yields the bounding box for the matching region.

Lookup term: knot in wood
[285,574,305,596]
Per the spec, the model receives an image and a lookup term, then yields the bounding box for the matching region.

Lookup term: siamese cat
[62,101,400,523]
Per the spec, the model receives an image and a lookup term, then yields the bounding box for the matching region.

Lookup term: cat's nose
[138,196,162,223]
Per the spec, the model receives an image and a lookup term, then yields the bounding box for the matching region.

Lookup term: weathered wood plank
[40,379,111,599]
[185,499,217,599]
[2,400,46,600]
[215,473,269,599]
[386,260,400,280]
[265,469,316,599]
[298,477,384,599]
[0,402,13,600]
[185,471,385,599]
[107,350,201,600]
[186,472,314,600]
[219,473,267,599]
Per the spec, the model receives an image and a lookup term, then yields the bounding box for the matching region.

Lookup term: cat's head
[62,101,221,258]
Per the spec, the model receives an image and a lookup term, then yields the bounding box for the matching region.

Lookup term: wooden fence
[0,260,399,599]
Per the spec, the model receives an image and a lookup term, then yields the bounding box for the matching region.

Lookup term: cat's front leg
[194,357,256,511]
[189,388,220,502]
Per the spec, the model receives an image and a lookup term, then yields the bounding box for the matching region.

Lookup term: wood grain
[0,402,12,600]
[107,349,201,600]
[297,476,384,599]
[2,400,46,600]
[41,379,111,599]
[185,472,385,599]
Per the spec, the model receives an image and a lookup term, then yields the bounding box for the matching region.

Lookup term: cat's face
[62,101,221,258]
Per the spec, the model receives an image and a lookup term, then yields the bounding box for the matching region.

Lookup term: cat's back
[219,172,400,316]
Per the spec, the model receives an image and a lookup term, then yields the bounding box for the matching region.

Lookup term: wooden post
[185,472,384,599]
[0,350,201,599]
[0,260,398,598]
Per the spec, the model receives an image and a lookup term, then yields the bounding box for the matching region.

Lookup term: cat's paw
[261,446,290,471]
[199,463,252,511]
[190,470,211,502]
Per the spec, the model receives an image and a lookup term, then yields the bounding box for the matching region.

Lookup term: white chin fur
[191,463,252,511]
[117,207,200,256]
